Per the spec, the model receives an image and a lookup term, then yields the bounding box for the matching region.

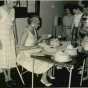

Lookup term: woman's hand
[77,46,83,52]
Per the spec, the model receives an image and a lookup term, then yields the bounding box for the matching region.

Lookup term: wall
[39,1,64,36]
[16,1,64,44]
[16,18,28,45]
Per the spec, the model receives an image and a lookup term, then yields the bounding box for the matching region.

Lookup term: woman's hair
[64,7,73,15]
[73,5,83,12]
[27,15,41,26]
[82,0,88,8]
[0,1,4,6]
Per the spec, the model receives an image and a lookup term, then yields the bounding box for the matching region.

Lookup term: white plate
[54,51,72,63]
[30,48,42,53]
[54,58,72,63]
[31,52,45,56]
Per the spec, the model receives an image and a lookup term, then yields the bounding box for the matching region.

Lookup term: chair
[80,58,86,86]
[80,56,88,86]
[16,49,54,88]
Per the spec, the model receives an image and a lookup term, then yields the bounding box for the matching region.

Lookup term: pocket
[0,40,2,49]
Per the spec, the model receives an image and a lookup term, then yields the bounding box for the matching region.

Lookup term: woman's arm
[17,29,38,50]
[16,30,28,49]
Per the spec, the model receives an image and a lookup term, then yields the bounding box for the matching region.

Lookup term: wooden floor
[0,67,88,88]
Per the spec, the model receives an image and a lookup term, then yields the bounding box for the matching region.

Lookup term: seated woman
[17,16,53,86]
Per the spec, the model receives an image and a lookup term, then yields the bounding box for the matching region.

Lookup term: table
[30,41,78,88]
[16,41,83,88]
[31,53,78,88]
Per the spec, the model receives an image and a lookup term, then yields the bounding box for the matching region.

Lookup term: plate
[31,52,45,56]
[30,48,42,53]
[54,51,72,63]
[55,58,72,63]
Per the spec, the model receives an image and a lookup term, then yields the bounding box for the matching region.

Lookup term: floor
[0,67,88,88]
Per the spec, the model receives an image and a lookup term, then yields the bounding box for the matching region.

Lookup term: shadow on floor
[0,67,88,88]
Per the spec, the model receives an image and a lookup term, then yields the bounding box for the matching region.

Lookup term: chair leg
[68,66,73,88]
[16,66,25,85]
[80,59,85,86]
[48,66,55,79]
[52,66,55,78]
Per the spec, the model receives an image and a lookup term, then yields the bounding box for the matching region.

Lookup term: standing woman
[0,1,18,82]
[71,5,83,47]
[62,8,74,41]
[79,3,88,81]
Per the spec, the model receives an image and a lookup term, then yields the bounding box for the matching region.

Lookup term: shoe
[77,66,82,70]
[78,70,82,75]
[56,66,62,69]
[5,77,12,82]
[6,80,17,87]
[40,79,52,87]
[49,75,55,79]
[83,76,88,81]
[78,70,87,75]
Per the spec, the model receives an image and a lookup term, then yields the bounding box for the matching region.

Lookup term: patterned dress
[0,6,16,69]
[71,13,83,46]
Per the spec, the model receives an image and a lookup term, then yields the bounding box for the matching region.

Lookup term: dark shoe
[6,80,17,88]
[83,76,88,81]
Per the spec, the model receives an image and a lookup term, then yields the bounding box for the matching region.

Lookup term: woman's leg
[41,71,52,86]
[3,69,12,82]
[3,69,8,82]
[7,69,12,81]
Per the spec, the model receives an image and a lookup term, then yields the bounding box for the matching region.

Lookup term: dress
[0,6,16,69]
[72,13,83,45]
[17,27,53,74]
[63,15,74,40]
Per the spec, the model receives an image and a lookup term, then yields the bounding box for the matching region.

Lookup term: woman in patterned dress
[0,1,18,82]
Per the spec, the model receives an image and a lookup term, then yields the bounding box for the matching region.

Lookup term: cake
[50,38,60,47]
[54,50,71,63]
[64,44,77,56]
[81,36,88,51]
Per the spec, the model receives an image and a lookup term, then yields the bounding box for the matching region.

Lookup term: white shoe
[56,66,62,69]
[83,76,88,81]
[49,75,55,79]
[5,76,12,82]
[78,70,82,75]
[77,66,82,70]
[40,79,52,87]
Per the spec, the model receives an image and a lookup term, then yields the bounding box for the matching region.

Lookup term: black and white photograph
[0,0,88,88]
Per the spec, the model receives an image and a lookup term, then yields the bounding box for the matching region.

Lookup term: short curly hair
[27,15,41,25]
[73,5,84,12]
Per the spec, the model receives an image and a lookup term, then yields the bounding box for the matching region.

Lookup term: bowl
[54,51,72,63]
[64,44,77,56]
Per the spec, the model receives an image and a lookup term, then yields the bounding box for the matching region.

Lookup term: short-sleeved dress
[17,27,53,74]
